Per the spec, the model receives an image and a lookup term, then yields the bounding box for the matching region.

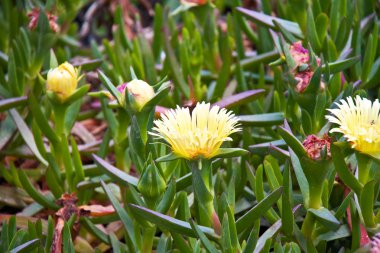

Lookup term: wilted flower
[150,102,241,160]
[47,62,80,101]
[326,96,380,159]
[289,41,309,68]
[295,71,314,93]
[303,134,331,160]
[123,79,155,111]
[28,8,59,32]
[288,41,321,93]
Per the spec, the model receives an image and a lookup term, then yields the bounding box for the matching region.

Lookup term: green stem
[142,227,156,253]
[53,105,67,138]
[115,110,129,171]
[52,105,67,171]
[308,182,323,209]
[302,181,323,240]
[301,211,315,240]
[191,159,214,227]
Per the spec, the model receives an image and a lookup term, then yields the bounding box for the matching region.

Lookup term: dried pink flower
[289,41,309,67]
[288,41,322,93]
[303,134,331,160]
[27,8,59,33]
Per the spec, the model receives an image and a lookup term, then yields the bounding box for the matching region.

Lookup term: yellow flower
[124,79,155,111]
[150,102,241,160]
[326,96,380,159]
[47,62,79,101]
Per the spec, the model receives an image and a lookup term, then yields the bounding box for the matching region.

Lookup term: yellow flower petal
[326,95,380,159]
[150,102,241,160]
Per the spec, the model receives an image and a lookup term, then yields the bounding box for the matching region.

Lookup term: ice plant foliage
[47,62,80,101]
[326,96,380,159]
[150,102,241,160]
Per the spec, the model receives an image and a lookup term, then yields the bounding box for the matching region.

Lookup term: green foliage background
[0,0,379,252]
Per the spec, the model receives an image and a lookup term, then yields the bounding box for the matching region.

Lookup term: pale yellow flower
[326,96,380,159]
[150,102,240,160]
[124,80,155,111]
[47,62,79,101]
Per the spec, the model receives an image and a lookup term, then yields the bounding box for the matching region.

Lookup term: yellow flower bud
[124,79,155,111]
[47,62,79,101]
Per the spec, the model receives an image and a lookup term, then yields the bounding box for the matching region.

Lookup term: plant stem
[54,105,67,138]
[142,227,156,253]
[301,211,315,239]
[115,110,129,171]
[191,159,214,227]
[52,105,67,170]
[308,182,323,209]
[302,181,323,240]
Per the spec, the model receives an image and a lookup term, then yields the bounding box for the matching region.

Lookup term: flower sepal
[47,84,90,106]
[156,152,180,163]
[213,148,249,159]
[139,81,171,113]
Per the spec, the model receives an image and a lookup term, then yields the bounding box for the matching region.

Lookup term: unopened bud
[47,62,79,101]
[137,163,166,199]
[123,79,154,112]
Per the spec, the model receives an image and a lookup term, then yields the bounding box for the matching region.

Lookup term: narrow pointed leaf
[93,155,138,186]
[129,204,218,240]
[0,97,27,112]
[189,219,219,253]
[238,113,284,126]
[309,207,340,230]
[100,181,139,251]
[9,239,40,253]
[236,187,283,233]
[9,109,48,166]
[212,89,265,109]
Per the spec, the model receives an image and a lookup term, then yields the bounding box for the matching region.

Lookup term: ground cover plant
[0,0,379,252]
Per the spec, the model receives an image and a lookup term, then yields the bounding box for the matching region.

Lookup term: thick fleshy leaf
[315,225,350,243]
[212,89,265,109]
[156,152,180,163]
[331,144,362,194]
[29,93,59,145]
[100,181,139,250]
[93,155,138,187]
[81,217,110,244]
[214,148,249,159]
[98,71,121,104]
[322,56,360,74]
[238,113,284,126]
[9,109,48,166]
[360,180,376,227]
[17,169,59,210]
[282,163,293,237]
[9,238,40,253]
[236,187,283,233]
[189,219,219,253]
[309,207,340,230]
[278,126,307,159]
[129,204,219,240]
[0,96,27,112]
[236,7,302,38]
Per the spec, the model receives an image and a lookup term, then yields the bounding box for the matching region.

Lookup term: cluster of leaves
[0,0,379,252]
